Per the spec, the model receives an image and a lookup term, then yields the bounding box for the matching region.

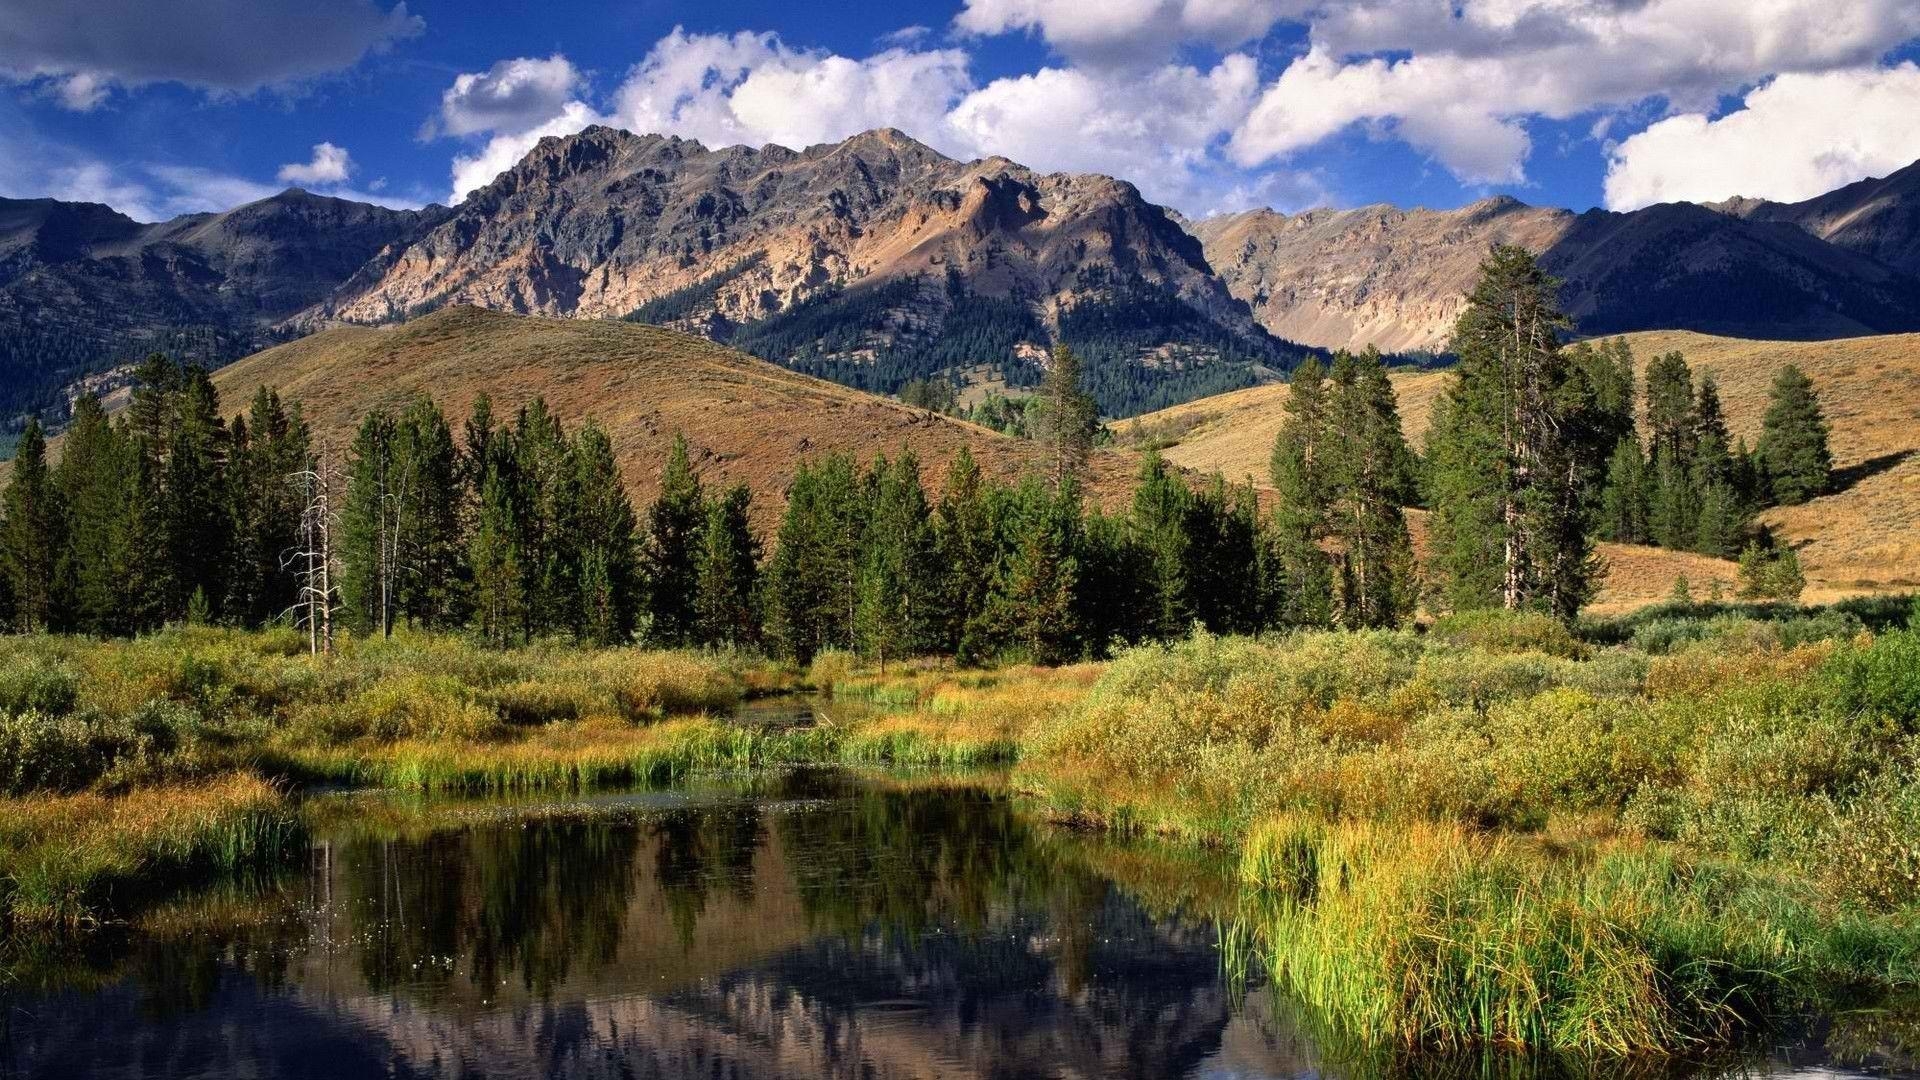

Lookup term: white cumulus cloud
[954,0,1304,66]
[433,54,585,138]
[608,29,971,153]
[1604,63,1920,209]
[277,142,353,185]
[1230,0,1920,185]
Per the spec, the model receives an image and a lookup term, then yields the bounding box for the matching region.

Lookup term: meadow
[2,597,1918,1059]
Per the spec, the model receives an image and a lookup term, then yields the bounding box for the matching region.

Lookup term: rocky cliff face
[1187,197,1573,355]
[310,127,1287,415]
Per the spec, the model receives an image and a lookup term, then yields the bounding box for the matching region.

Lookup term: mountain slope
[1713,159,1920,276]
[211,305,1142,528]
[1192,173,1920,354]
[0,189,444,414]
[311,126,1298,417]
[1188,198,1572,355]
[1115,330,1920,607]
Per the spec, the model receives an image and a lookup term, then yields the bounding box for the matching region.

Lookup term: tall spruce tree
[1426,245,1598,620]
[393,395,467,629]
[163,369,231,622]
[513,399,573,637]
[54,395,126,634]
[766,454,866,662]
[1269,356,1336,627]
[1129,452,1194,638]
[341,410,401,637]
[0,419,60,631]
[693,484,761,647]
[1757,364,1832,506]
[854,453,939,667]
[644,433,705,645]
[982,477,1081,664]
[467,419,523,646]
[567,421,640,644]
[932,448,997,656]
[1324,349,1417,628]
[1038,343,1098,489]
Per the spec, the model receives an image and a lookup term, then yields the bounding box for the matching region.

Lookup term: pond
[0,769,1913,1079]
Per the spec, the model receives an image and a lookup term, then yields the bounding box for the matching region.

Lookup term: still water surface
[1,769,1913,1079]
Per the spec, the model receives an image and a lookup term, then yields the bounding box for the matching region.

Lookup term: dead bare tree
[285,443,343,657]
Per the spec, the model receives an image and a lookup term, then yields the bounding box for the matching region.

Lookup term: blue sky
[3,0,1919,222]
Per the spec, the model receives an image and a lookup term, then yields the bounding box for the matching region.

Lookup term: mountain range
[5,127,1920,420]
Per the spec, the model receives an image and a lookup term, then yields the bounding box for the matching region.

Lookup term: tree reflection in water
[0,771,1891,1079]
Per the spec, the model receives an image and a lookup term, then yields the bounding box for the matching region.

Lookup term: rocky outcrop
[1191,179,1920,354]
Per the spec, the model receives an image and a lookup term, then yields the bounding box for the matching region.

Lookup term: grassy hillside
[206,306,1142,529]
[1115,331,1920,608]
[1619,331,1920,602]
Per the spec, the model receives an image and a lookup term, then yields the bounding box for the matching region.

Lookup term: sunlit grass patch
[0,774,302,930]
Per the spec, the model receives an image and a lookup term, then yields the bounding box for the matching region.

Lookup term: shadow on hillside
[1827,449,1916,496]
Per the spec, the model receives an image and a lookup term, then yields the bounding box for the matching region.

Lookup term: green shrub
[1428,609,1586,659]
[807,649,858,693]
[1820,630,1920,731]
[0,659,79,716]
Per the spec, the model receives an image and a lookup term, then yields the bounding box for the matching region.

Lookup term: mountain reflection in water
[0,770,1911,1080]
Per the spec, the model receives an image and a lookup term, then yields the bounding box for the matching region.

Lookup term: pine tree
[54,395,127,634]
[1074,505,1157,652]
[1038,343,1098,489]
[1598,437,1651,543]
[1648,444,1697,551]
[394,395,467,629]
[513,399,573,637]
[1693,479,1743,559]
[766,455,866,662]
[1757,364,1832,506]
[567,421,640,645]
[162,369,231,622]
[1271,356,1334,531]
[341,409,400,637]
[932,448,997,655]
[1426,246,1598,620]
[694,484,761,647]
[0,419,61,631]
[982,478,1081,664]
[469,465,524,647]
[1324,348,1418,628]
[854,454,939,667]
[1129,451,1194,638]
[644,433,705,645]
[1644,350,1695,466]
[1738,541,1805,602]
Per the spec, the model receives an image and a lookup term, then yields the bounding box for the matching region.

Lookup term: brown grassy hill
[1110,369,1452,483]
[207,305,1142,530]
[1116,331,1920,610]
[1618,331,1920,602]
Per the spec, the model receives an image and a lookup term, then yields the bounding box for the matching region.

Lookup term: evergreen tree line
[1422,247,1834,620]
[0,354,311,634]
[1592,348,1833,558]
[0,253,1840,645]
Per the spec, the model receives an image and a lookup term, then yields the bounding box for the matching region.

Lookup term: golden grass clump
[1234,815,1793,1056]
[0,774,301,929]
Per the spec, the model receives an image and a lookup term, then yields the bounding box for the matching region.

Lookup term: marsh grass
[1017,619,1920,1055]
[0,774,301,929]
[826,662,1098,766]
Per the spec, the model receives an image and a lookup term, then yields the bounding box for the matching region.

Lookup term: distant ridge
[6,127,1920,421]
